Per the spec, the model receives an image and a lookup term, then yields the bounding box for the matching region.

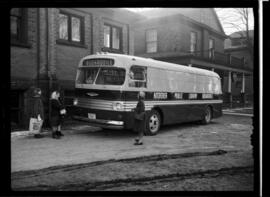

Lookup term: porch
[155,49,253,107]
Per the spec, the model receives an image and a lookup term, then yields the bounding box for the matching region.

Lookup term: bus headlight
[73,98,78,106]
[112,102,124,111]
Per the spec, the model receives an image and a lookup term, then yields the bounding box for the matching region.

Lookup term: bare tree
[216,8,254,60]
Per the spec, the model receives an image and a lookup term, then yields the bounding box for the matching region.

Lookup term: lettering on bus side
[154,92,168,100]
[174,92,183,100]
[189,93,197,99]
[202,93,213,99]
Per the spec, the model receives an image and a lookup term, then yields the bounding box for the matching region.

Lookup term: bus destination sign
[83,58,114,66]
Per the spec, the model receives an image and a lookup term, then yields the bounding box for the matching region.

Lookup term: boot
[137,139,143,145]
[34,133,44,138]
[134,138,143,145]
[57,130,64,137]
[52,132,60,139]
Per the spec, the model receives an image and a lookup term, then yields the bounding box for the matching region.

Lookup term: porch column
[241,73,246,105]
[211,68,215,72]
[228,71,232,107]
[188,64,192,67]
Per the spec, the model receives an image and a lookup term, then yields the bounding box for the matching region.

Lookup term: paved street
[11,114,253,172]
[11,114,254,191]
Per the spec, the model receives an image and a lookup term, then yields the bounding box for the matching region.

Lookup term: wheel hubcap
[149,114,159,133]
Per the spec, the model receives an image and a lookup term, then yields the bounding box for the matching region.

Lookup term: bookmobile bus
[72,52,223,135]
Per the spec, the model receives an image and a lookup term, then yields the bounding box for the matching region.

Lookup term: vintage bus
[71,52,222,135]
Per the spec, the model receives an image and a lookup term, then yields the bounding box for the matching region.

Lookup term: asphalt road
[11,114,254,191]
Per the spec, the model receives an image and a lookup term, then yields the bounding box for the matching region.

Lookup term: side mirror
[129,72,134,79]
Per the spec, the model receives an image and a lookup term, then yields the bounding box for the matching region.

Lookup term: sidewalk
[11,120,99,139]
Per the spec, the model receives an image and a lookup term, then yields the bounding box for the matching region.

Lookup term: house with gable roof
[133,8,253,106]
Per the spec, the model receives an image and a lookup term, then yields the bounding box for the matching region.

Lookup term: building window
[58,11,84,45]
[146,29,157,53]
[190,32,197,54]
[103,24,122,51]
[209,38,215,59]
[10,8,28,45]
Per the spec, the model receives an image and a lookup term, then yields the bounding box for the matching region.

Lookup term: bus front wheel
[145,110,161,136]
[201,106,212,124]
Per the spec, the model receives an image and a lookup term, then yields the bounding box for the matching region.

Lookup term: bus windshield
[80,67,126,85]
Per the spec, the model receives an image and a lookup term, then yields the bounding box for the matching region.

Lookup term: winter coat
[50,98,65,127]
[133,98,146,133]
[29,96,44,120]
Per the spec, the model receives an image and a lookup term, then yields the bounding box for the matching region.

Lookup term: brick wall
[54,8,91,90]
[10,8,138,128]
[11,7,137,92]
[52,8,135,90]
[11,8,38,84]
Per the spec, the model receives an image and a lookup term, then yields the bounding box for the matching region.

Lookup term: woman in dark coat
[50,90,66,139]
[29,88,44,138]
[133,91,146,145]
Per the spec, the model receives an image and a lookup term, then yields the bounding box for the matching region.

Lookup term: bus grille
[77,98,113,111]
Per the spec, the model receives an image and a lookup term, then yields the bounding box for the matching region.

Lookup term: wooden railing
[191,49,245,68]
[230,56,244,67]
[213,51,229,65]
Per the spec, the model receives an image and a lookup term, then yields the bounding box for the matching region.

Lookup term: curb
[222,107,253,111]
[11,130,51,139]
[11,125,101,139]
[222,112,253,117]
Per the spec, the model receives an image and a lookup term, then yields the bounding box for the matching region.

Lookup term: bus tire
[145,110,161,136]
[201,106,212,124]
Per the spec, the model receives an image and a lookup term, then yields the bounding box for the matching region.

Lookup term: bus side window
[129,66,147,88]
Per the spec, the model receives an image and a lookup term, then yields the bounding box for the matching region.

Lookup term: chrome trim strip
[72,115,124,129]
[76,98,223,112]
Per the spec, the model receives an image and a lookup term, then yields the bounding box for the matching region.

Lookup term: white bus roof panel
[81,53,220,79]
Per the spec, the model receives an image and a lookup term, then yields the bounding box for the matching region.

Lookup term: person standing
[29,88,44,138]
[133,91,146,145]
[50,90,66,139]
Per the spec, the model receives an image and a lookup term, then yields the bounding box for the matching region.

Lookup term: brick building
[133,8,253,107]
[10,8,142,129]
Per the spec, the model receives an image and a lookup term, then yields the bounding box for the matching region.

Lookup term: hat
[138,91,145,99]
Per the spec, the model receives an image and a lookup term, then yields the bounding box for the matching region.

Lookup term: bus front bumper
[72,115,124,130]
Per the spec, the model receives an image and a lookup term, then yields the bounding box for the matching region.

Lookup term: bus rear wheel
[145,110,161,136]
[201,106,212,124]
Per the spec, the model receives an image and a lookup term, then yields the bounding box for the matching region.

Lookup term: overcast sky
[125,8,254,35]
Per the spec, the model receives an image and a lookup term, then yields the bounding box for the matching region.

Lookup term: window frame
[128,65,147,88]
[57,10,85,47]
[208,38,215,59]
[10,8,30,47]
[103,23,123,52]
[146,28,158,53]
[190,31,197,54]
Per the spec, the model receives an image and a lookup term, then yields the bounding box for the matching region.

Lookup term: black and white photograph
[6,3,264,194]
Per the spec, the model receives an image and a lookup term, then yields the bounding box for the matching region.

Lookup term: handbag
[29,118,43,134]
[60,109,66,115]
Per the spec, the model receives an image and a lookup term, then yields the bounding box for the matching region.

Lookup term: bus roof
[82,53,220,78]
